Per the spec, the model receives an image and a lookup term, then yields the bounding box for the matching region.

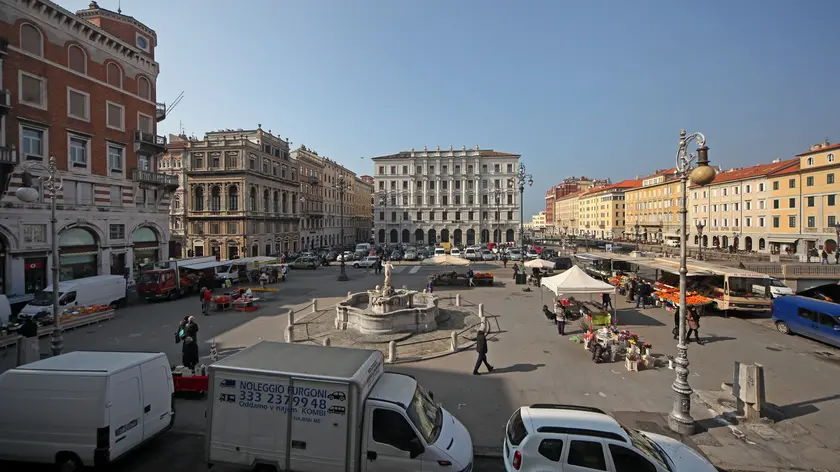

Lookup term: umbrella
[524,259,555,269]
[421,255,471,266]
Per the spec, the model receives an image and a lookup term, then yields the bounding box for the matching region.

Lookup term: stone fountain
[336,262,440,334]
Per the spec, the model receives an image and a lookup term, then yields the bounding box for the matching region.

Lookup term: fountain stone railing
[335,290,440,335]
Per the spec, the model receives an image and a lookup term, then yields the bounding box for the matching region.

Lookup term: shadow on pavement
[490,363,545,374]
[615,309,667,327]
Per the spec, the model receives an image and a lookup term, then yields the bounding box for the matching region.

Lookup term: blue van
[772,295,840,348]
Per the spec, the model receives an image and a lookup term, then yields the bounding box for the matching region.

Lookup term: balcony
[156,102,167,122]
[0,89,10,115]
[309,176,319,186]
[133,130,167,154]
[132,168,179,188]
[0,146,15,166]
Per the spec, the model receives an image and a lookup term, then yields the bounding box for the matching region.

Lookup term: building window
[67,88,90,121]
[807,196,815,207]
[68,135,89,169]
[829,174,835,185]
[21,126,45,161]
[19,71,47,109]
[378,166,384,175]
[759,183,766,192]
[772,181,779,190]
[807,176,814,186]
[108,144,124,176]
[807,216,816,228]
[827,153,835,163]
[138,77,152,100]
[759,216,765,227]
[135,33,150,52]
[106,101,125,130]
[416,211,422,221]
[806,157,814,166]
[772,199,779,209]
[109,224,126,240]
[390,166,396,174]
[745,217,751,227]
[20,23,43,56]
[789,216,796,228]
[789,197,796,208]
[829,195,836,206]
[829,216,837,227]
[789,179,796,188]
[23,224,47,243]
[106,62,123,88]
[68,45,87,73]
[772,216,780,228]
[745,184,751,193]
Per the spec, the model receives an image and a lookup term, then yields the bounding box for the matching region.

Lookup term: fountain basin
[336,290,440,334]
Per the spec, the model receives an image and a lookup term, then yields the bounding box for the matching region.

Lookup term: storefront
[23,257,47,293]
[59,227,100,281]
[132,227,160,278]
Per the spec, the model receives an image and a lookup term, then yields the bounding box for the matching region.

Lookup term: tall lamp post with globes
[514,164,534,256]
[15,156,64,356]
[334,174,352,281]
[696,221,705,260]
[669,130,716,436]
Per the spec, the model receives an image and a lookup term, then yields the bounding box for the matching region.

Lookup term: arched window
[106,62,123,88]
[249,188,257,211]
[193,187,204,211]
[68,45,86,73]
[273,191,279,213]
[138,77,151,100]
[20,23,43,56]
[228,186,239,211]
[263,189,270,213]
[210,186,221,211]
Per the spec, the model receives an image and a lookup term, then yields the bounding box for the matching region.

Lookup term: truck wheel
[168,290,177,301]
[55,452,82,472]
[776,321,791,335]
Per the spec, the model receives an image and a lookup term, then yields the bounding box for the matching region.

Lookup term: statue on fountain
[382,261,394,293]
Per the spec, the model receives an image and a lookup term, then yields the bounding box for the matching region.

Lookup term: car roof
[520,404,629,441]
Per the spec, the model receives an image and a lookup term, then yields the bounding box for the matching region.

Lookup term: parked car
[450,248,462,258]
[481,250,495,262]
[772,295,840,348]
[353,256,379,269]
[754,278,793,298]
[550,257,574,271]
[434,247,447,256]
[336,251,354,262]
[504,404,717,472]
[326,251,339,262]
[390,250,402,261]
[290,257,318,270]
[526,249,539,260]
[509,250,523,261]
[464,248,479,260]
[403,248,418,261]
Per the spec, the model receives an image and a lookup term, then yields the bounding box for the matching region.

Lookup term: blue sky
[69,0,840,217]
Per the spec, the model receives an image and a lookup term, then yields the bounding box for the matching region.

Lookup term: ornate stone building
[183,127,300,259]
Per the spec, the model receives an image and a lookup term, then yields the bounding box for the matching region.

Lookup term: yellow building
[577,180,640,239]
[553,191,582,236]
[689,159,798,253]
[624,169,683,243]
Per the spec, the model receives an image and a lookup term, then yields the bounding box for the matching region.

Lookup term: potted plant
[625,346,640,372]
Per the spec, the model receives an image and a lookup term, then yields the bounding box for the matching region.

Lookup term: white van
[18,275,127,321]
[207,342,474,472]
[356,243,372,254]
[0,351,175,470]
[434,247,446,256]
[664,239,680,247]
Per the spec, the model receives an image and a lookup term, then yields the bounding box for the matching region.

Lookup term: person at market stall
[201,286,212,315]
[555,304,566,336]
[822,249,829,265]
[259,271,269,288]
[472,329,494,375]
[512,263,520,280]
[601,292,613,310]
[625,279,636,303]
[635,282,646,308]
[18,317,37,338]
[542,304,555,322]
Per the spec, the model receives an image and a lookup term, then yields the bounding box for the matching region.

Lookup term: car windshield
[405,384,442,444]
[619,423,672,471]
[139,272,160,284]
[29,290,59,306]
[770,279,787,288]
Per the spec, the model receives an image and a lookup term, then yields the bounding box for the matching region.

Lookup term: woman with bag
[686,308,702,344]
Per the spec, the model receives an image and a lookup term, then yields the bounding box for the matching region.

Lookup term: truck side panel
[287,378,350,472]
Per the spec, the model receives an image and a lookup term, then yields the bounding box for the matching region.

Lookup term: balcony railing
[803,227,819,233]
[0,89,10,113]
[132,168,179,186]
[309,176,319,185]
[134,130,167,150]
[0,146,16,166]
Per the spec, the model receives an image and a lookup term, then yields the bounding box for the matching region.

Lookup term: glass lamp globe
[15,186,40,203]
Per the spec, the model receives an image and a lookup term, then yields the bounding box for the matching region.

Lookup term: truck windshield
[406,384,441,444]
[729,277,768,297]
[139,272,160,284]
[29,291,59,306]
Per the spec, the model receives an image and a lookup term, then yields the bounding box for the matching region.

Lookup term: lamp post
[334,174,352,281]
[15,156,64,356]
[834,222,840,264]
[514,164,534,256]
[669,130,716,436]
[696,222,705,260]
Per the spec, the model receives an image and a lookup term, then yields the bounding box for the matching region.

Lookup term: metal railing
[133,130,167,147]
[131,168,178,186]
[0,146,16,165]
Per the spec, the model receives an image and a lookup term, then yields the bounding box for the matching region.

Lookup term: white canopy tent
[540,265,619,324]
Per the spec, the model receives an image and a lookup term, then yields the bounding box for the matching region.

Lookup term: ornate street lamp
[669,130,715,436]
[513,164,534,255]
[15,156,64,356]
[334,174,353,281]
[696,221,705,260]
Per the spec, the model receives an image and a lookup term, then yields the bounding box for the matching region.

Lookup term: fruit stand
[428,271,494,287]
[0,305,116,349]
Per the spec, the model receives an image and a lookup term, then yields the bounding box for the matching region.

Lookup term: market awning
[768,237,799,244]
[181,260,226,270]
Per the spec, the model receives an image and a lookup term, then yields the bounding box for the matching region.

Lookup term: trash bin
[515,273,527,285]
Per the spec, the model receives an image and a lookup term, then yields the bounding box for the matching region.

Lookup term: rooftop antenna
[117,0,121,14]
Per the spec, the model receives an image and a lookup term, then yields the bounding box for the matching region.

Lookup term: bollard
[210,339,219,362]
[422,289,427,294]
[478,303,484,318]
[480,315,487,333]
[323,337,331,347]
[387,340,397,363]
[285,326,294,343]
[312,299,318,313]
[15,336,24,367]
[450,331,458,352]
[347,291,352,298]
[455,294,461,306]
[288,309,295,327]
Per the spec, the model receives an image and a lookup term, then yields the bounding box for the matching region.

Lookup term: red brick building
[0,0,174,296]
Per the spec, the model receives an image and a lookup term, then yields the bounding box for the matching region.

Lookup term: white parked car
[450,248,462,258]
[434,247,446,256]
[481,250,496,262]
[504,404,716,472]
[753,278,794,298]
[336,251,354,262]
[464,247,479,260]
[353,256,379,269]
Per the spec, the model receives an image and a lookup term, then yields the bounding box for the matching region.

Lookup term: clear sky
[67,0,840,217]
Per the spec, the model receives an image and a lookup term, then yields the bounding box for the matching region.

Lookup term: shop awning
[768,237,799,244]
[181,260,226,270]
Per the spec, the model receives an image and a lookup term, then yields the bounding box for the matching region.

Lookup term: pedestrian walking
[512,263,520,281]
[601,292,613,310]
[202,286,212,315]
[822,249,829,265]
[467,268,475,287]
[502,255,508,268]
[635,283,646,309]
[835,251,839,265]
[555,303,566,335]
[472,329,494,375]
[686,308,702,344]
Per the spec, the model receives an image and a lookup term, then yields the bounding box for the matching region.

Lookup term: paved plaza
[2,261,840,471]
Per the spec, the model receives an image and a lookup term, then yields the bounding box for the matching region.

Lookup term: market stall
[541,265,618,323]
[0,304,116,348]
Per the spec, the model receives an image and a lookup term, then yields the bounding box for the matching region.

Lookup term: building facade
[0,0,174,296]
[689,159,797,253]
[371,145,521,247]
[796,141,840,256]
[352,176,373,244]
[158,134,192,257]
[577,180,640,240]
[553,191,581,236]
[182,127,300,259]
[360,174,375,242]
[545,176,609,234]
[290,146,325,250]
[624,169,683,243]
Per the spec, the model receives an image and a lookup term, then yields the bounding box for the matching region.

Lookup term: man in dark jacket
[473,330,494,375]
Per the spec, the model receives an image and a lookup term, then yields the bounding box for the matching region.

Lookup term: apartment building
[545,176,609,233]
[352,176,374,243]
[624,169,683,243]
[0,0,173,295]
[689,159,798,253]
[158,133,192,257]
[797,141,840,255]
[183,127,300,259]
[291,145,325,250]
[371,145,521,247]
[577,180,640,239]
[360,174,375,242]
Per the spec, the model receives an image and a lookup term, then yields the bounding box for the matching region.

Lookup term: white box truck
[206,341,474,472]
[17,274,127,321]
[0,351,175,471]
